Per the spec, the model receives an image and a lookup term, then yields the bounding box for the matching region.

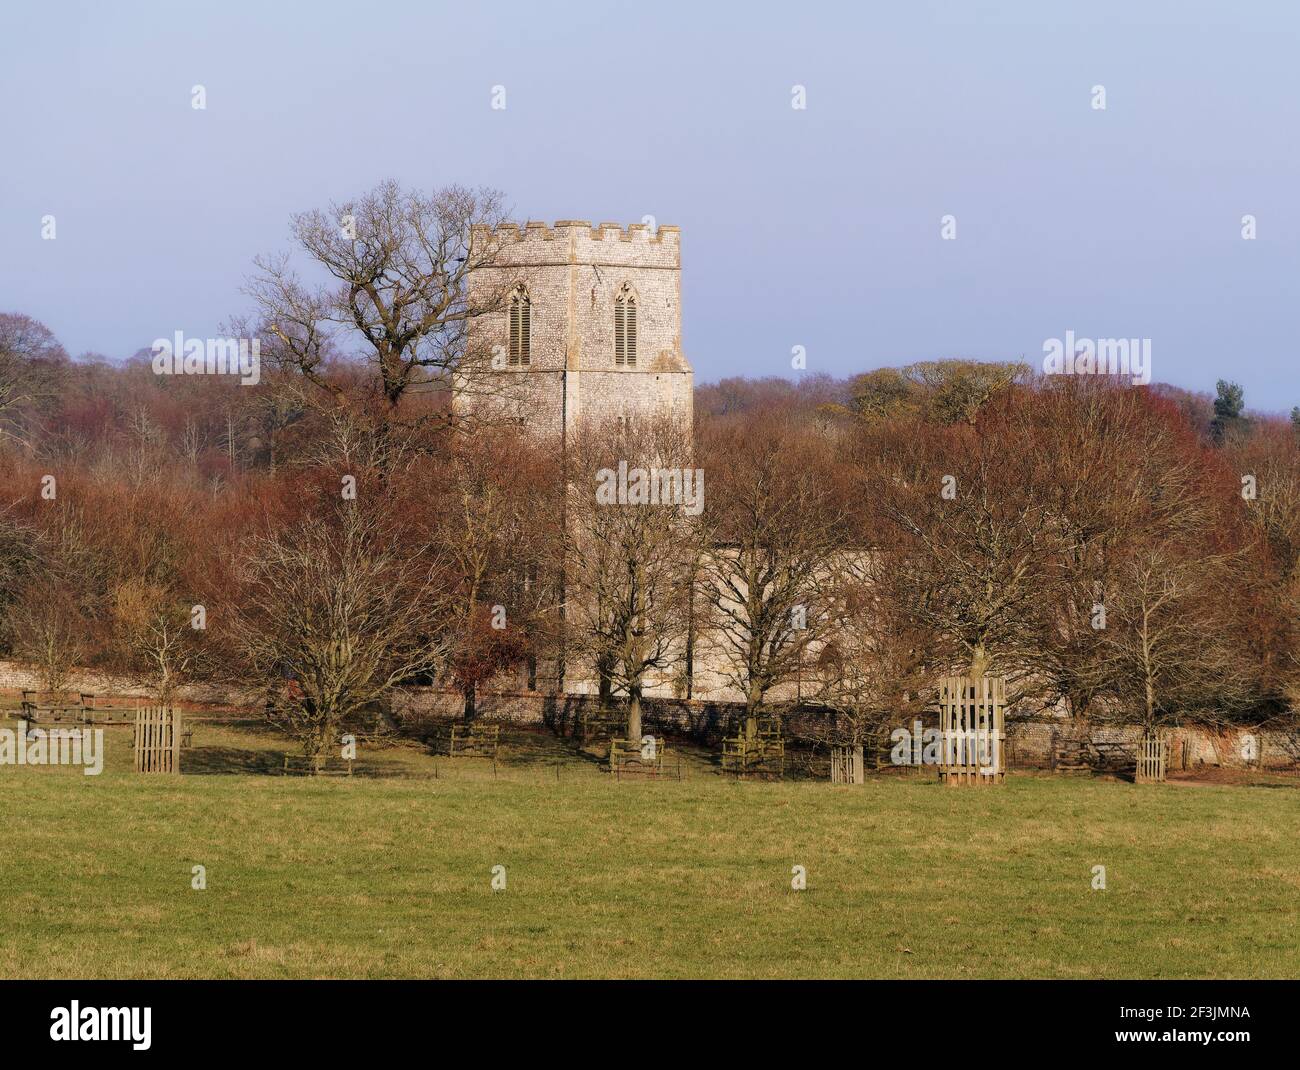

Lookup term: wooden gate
[135,706,181,774]
[830,744,864,785]
[1135,735,1167,783]
[938,676,1005,785]
[720,717,785,778]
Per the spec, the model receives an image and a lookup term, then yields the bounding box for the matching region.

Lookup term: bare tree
[564,417,699,742]
[696,414,846,736]
[0,313,67,448]
[806,553,931,751]
[0,507,40,654]
[11,577,84,693]
[845,359,1029,426]
[109,578,203,705]
[242,181,512,433]
[1097,548,1257,731]
[865,408,1064,689]
[233,504,449,764]
[1009,379,1271,727]
[417,430,560,719]
[1227,422,1300,706]
[1018,379,1220,717]
[860,378,1273,731]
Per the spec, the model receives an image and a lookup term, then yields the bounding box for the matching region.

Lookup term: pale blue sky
[1,1,1297,407]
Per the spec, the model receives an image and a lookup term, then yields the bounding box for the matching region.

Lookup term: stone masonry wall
[4,659,1295,771]
[463,220,693,439]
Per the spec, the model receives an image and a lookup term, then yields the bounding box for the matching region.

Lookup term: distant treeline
[3,312,1299,757]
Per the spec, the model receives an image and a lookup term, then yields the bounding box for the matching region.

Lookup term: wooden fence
[20,690,92,724]
[721,716,785,778]
[430,722,501,759]
[609,737,680,780]
[1135,735,1167,782]
[134,706,181,774]
[577,707,624,747]
[830,744,865,785]
[938,675,1006,785]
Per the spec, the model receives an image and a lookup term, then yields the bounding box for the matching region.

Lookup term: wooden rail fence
[938,675,1006,785]
[609,736,680,780]
[1135,735,1167,782]
[430,722,501,759]
[721,716,785,778]
[830,744,865,785]
[134,706,181,774]
[577,707,624,747]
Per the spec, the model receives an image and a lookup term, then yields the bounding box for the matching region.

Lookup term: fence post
[171,708,182,773]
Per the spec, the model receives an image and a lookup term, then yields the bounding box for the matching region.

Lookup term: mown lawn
[0,717,1296,978]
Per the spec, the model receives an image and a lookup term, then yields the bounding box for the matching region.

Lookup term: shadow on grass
[181,746,284,776]
[468,725,606,769]
[183,745,426,780]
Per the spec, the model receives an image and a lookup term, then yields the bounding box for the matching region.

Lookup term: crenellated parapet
[472,220,680,245]
[462,216,693,441]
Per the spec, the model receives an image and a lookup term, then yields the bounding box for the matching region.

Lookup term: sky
[1,0,1298,408]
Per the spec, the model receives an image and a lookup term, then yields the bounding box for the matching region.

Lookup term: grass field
[1,717,1296,978]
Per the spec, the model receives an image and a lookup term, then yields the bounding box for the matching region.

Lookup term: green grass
[0,717,1296,978]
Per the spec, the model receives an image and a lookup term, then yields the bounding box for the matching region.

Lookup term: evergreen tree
[1210,379,1245,443]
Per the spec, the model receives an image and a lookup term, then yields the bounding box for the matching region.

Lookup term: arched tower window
[508,284,531,366]
[614,284,637,367]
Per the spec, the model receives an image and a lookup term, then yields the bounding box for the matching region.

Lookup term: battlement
[471,220,680,244]
[463,214,692,436]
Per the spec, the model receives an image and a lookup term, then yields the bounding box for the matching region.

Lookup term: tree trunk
[304,721,328,775]
[684,581,696,700]
[598,659,613,709]
[463,679,477,722]
[744,688,760,741]
[627,689,643,743]
[1140,605,1155,731]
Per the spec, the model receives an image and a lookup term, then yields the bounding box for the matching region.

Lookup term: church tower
[462,220,694,439]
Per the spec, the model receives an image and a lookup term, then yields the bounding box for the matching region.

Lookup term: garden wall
[3,660,1295,771]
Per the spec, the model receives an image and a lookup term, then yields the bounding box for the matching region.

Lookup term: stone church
[458,220,724,703]
[462,220,694,438]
